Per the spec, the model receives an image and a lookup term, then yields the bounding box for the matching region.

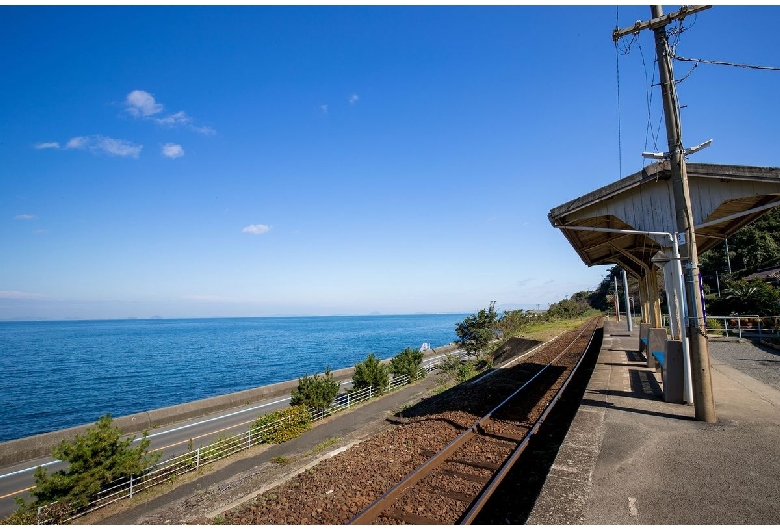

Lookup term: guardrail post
[738,317,743,339]
[758,318,762,339]
[129,474,133,499]
[724,318,729,337]
[347,393,350,408]
[37,506,41,525]
[196,447,200,470]
[369,387,373,399]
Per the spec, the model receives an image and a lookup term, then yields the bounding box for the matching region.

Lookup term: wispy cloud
[32,229,48,234]
[192,125,216,135]
[34,142,60,149]
[65,135,142,158]
[242,224,271,235]
[14,214,37,220]
[162,143,184,159]
[126,89,163,117]
[0,290,45,300]
[321,104,328,114]
[66,136,87,149]
[349,94,359,104]
[126,89,215,134]
[155,110,191,126]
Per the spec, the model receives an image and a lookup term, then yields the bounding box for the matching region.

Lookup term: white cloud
[14,214,37,220]
[124,90,215,134]
[349,94,359,104]
[98,136,143,157]
[32,229,48,234]
[162,143,184,159]
[192,125,216,135]
[65,135,142,158]
[155,110,191,126]
[126,89,163,117]
[242,224,271,235]
[321,104,328,114]
[66,136,87,149]
[34,142,60,149]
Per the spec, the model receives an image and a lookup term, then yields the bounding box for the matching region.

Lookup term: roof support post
[646,265,662,328]
[622,268,633,332]
[639,272,650,324]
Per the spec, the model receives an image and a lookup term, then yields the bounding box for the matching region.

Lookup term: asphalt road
[0,350,458,518]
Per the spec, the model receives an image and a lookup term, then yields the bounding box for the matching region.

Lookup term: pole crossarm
[612,5,712,42]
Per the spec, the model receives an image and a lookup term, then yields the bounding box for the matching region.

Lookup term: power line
[615,7,623,180]
[671,54,780,72]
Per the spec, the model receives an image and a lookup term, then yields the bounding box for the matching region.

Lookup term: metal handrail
[663,313,780,340]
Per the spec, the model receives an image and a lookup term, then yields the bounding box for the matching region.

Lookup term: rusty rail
[348,317,601,525]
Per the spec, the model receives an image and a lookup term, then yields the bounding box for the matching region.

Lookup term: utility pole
[614,5,716,422]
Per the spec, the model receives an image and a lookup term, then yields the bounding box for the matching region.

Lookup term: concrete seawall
[0,344,458,468]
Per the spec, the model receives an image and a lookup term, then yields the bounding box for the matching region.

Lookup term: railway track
[348,316,602,525]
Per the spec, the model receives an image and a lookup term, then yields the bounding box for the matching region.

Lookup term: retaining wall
[0,343,458,468]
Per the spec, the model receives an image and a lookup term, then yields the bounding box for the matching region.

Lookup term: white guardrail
[660,314,780,340]
[704,315,780,339]
[33,354,457,524]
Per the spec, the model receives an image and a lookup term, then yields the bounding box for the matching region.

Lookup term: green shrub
[29,414,159,512]
[437,353,462,378]
[252,405,311,444]
[457,361,478,382]
[2,503,38,525]
[390,347,424,382]
[352,353,389,394]
[290,368,340,411]
[455,303,498,357]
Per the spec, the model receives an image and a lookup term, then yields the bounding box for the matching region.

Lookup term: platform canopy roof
[548,162,780,277]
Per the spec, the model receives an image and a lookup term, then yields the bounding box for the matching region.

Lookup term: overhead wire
[615,6,623,179]
[671,55,780,72]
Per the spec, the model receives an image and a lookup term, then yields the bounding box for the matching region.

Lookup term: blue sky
[2,4,779,320]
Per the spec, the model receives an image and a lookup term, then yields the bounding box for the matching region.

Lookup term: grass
[431,383,451,395]
[270,455,291,465]
[511,314,599,342]
[306,437,339,456]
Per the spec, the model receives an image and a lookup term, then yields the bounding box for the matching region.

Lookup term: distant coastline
[0,311,472,323]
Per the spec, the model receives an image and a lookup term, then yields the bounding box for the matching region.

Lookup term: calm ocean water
[0,314,465,443]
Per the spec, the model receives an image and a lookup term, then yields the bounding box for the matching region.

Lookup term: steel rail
[348,318,600,525]
[459,319,599,523]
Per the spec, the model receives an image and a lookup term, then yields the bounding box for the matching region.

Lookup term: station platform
[527,319,780,524]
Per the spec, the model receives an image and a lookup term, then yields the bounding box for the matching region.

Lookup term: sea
[0,314,466,443]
